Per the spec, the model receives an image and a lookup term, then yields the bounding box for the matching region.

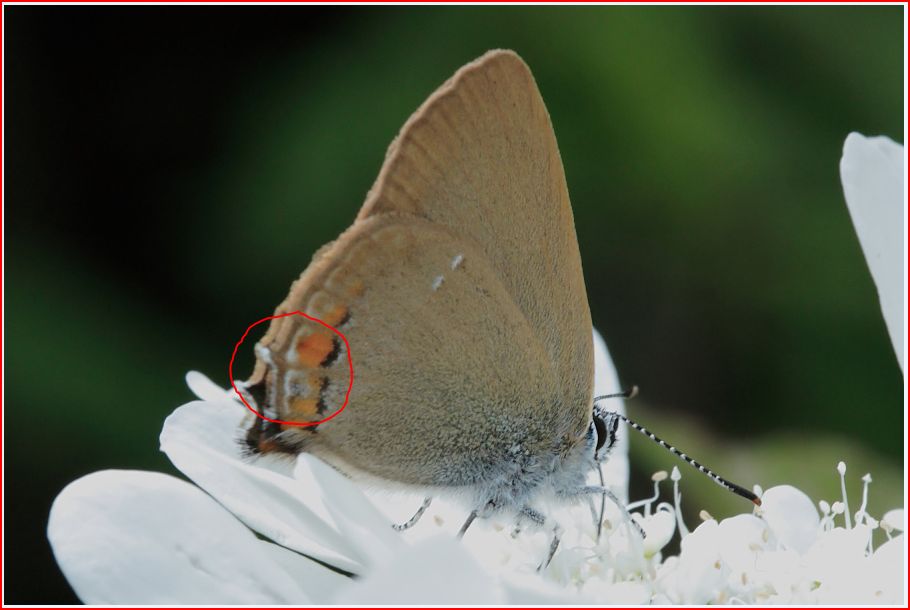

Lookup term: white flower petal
[48,470,311,604]
[760,485,820,554]
[593,327,629,501]
[672,520,728,603]
[638,507,676,556]
[840,132,905,374]
[595,581,653,604]
[716,514,768,570]
[503,572,596,604]
[160,398,364,572]
[753,548,803,602]
[332,537,502,604]
[869,533,905,604]
[293,454,406,567]
[713,514,772,601]
[186,370,237,404]
[882,507,905,531]
[650,592,674,604]
[804,524,875,604]
[257,540,352,604]
[601,516,655,578]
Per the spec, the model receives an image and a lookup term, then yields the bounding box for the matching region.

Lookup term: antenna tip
[626,385,639,399]
[752,497,762,507]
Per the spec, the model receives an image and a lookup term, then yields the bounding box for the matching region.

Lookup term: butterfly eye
[593,415,608,452]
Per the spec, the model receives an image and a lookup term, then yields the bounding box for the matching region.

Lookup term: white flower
[47,469,348,604]
[49,329,647,604]
[48,379,905,605]
[839,132,905,374]
[655,465,905,604]
[47,331,905,604]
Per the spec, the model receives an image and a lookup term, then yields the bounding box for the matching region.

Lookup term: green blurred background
[5,6,904,603]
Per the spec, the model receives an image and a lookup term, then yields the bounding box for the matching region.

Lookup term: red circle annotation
[228,311,354,427]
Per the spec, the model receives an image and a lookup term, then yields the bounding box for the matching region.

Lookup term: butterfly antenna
[593,391,760,506]
[593,385,639,402]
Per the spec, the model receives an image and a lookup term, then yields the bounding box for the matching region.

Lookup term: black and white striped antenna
[594,387,761,506]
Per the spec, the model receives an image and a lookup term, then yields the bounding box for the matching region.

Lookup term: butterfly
[238,49,758,567]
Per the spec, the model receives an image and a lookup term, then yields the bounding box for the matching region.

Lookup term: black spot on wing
[319,336,342,367]
[336,309,352,328]
[316,376,330,414]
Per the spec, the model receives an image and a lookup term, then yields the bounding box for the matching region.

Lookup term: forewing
[358,50,593,419]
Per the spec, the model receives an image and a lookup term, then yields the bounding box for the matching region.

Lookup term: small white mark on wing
[255,344,274,365]
[286,345,299,365]
[451,253,464,270]
[432,275,445,291]
[283,375,294,405]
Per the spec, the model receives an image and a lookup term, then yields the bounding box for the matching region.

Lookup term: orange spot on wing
[307,373,328,393]
[287,397,320,419]
[323,304,350,327]
[296,333,335,368]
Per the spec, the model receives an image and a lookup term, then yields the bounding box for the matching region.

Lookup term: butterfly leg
[458,499,500,539]
[513,506,563,570]
[457,510,478,539]
[521,505,547,526]
[537,523,563,572]
[584,495,600,534]
[511,505,546,537]
[596,463,607,541]
[568,485,645,538]
[392,496,432,532]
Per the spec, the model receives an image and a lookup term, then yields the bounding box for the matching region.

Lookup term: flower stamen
[837,461,852,529]
[670,466,689,538]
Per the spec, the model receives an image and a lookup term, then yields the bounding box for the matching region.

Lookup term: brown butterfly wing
[247,50,593,486]
[252,215,577,485]
[359,49,593,426]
